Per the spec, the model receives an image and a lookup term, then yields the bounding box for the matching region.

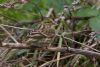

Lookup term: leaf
[16,49,27,56]
[74,7,99,17]
[89,15,100,39]
[89,15,100,31]
[41,0,65,12]
[0,0,6,3]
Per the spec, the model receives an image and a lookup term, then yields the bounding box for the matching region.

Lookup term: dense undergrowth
[0,0,100,67]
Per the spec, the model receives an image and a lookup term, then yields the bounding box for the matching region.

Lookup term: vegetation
[0,0,100,67]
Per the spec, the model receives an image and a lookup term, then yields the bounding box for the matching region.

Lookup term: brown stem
[1,43,100,59]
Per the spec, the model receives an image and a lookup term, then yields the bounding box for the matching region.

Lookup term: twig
[39,54,75,67]
[1,24,34,30]
[46,8,54,17]
[65,16,94,20]
[0,43,100,59]
[0,25,18,43]
[63,36,100,53]
[47,47,100,58]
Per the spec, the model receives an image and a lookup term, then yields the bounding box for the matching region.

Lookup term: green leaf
[89,15,100,31]
[89,15,100,39]
[74,7,99,17]
[0,0,6,3]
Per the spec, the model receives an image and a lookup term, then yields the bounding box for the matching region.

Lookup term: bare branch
[0,43,100,59]
[0,25,18,43]
[1,24,34,31]
[39,54,75,67]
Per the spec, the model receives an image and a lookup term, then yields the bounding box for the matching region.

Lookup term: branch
[39,54,75,67]
[45,47,100,58]
[0,25,18,43]
[1,43,100,59]
[65,16,94,20]
[1,24,34,31]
